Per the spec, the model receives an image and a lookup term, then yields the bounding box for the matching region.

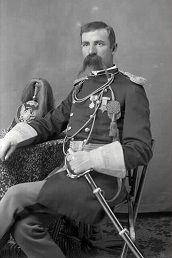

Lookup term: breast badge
[106,100,121,120]
[106,100,121,140]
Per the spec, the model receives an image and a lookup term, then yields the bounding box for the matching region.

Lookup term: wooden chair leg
[121,243,128,258]
[121,196,136,258]
[128,197,136,241]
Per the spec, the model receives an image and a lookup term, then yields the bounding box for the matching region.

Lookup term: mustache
[78,54,104,77]
[83,54,103,68]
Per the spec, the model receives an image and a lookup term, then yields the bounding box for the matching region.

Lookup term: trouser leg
[0,180,45,239]
[13,214,65,258]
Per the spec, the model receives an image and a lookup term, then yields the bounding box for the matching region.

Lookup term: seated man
[0,21,152,258]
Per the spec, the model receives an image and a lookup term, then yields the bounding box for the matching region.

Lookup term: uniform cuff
[90,141,126,178]
[5,122,37,145]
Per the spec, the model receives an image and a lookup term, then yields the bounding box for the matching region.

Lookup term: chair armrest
[0,139,64,198]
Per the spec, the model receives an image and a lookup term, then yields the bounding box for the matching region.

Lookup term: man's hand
[67,141,126,178]
[66,149,93,175]
[0,122,38,162]
[0,137,17,161]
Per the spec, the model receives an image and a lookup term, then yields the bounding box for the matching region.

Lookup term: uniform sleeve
[122,83,153,170]
[28,89,73,143]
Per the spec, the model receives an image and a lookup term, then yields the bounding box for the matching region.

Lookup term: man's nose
[89,44,96,54]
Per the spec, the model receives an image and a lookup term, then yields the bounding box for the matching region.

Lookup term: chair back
[127,139,155,220]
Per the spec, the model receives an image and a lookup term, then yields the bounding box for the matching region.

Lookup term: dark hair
[80,21,116,49]
[21,78,54,116]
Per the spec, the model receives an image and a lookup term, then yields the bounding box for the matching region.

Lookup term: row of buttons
[68,111,94,132]
[67,126,90,132]
[68,113,73,130]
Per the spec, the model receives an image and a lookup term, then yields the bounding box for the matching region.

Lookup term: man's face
[81,28,114,70]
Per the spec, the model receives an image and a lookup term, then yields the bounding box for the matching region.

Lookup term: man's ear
[112,43,118,53]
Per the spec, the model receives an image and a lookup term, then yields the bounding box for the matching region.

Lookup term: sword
[83,171,144,258]
[65,156,144,258]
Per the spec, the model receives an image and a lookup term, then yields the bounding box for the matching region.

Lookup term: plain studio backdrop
[0,0,172,212]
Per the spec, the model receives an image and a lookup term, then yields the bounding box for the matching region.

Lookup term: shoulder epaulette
[73,76,88,86]
[120,70,148,86]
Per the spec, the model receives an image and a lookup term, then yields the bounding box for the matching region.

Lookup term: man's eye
[96,42,104,46]
[82,43,89,47]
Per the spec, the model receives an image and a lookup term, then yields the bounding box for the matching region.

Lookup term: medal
[107,100,121,140]
[109,120,119,139]
[89,95,98,109]
[99,97,110,112]
[107,100,121,120]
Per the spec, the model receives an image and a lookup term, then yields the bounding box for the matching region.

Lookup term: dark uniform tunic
[28,68,152,224]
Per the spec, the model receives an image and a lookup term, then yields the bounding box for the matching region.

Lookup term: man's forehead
[81,29,109,41]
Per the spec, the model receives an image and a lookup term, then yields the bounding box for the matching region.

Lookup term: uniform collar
[91,65,118,76]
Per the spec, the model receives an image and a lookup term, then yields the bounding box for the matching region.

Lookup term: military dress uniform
[26,66,152,224]
[0,66,153,258]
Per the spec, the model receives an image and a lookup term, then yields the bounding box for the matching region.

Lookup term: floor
[78,213,172,258]
[1,213,171,258]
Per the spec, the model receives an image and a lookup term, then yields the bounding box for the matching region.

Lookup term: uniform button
[70,113,73,117]
[68,126,72,131]
[85,127,90,132]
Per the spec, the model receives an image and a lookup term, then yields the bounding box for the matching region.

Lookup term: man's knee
[13,215,38,245]
[13,216,66,258]
[13,215,47,244]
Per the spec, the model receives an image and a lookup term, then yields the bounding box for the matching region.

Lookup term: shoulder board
[120,70,148,86]
[73,76,88,86]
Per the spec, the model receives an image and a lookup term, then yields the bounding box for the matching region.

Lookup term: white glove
[0,122,37,161]
[67,141,126,178]
[66,149,93,175]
